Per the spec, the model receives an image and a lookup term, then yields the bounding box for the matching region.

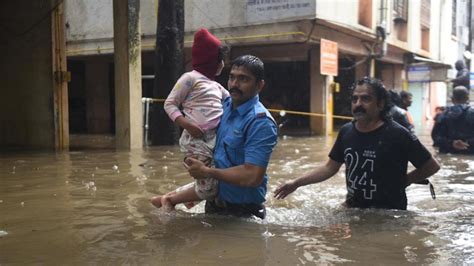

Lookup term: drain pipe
[438,0,445,61]
[142,97,152,146]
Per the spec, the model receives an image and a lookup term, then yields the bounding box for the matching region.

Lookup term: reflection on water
[0,134,472,264]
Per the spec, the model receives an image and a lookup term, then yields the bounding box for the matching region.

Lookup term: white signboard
[246,0,316,23]
[408,66,431,83]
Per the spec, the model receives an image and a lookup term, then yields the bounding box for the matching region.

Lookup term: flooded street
[0,133,473,264]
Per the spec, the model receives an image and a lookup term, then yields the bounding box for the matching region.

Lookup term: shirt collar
[231,95,259,115]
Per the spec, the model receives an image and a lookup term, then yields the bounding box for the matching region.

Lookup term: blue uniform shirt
[214,95,278,204]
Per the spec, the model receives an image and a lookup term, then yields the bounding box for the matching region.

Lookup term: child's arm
[164,73,203,138]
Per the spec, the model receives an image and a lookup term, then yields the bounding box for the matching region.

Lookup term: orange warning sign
[320,39,338,76]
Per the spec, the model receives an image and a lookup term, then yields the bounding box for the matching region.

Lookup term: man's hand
[185,157,209,179]
[453,139,469,150]
[274,180,299,199]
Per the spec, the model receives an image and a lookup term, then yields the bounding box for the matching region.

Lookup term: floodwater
[0,133,473,265]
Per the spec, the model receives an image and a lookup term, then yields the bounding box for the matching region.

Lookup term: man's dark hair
[452,86,469,103]
[217,45,229,62]
[352,77,392,121]
[388,89,402,107]
[231,55,265,81]
[400,90,412,100]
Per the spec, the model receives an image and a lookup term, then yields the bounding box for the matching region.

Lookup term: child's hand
[185,157,208,179]
[175,116,203,138]
[186,124,204,138]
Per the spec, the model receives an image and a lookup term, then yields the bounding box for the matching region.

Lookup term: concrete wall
[65,0,157,40]
[186,0,316,30]
[65,0,113,42]
[65,0,316,38]
[316,0,359,29]
[0,1,56,149]
[65,0,317,55]
[65,0,157,55]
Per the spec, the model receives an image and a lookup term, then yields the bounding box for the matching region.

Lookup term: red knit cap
[192,28,222,80]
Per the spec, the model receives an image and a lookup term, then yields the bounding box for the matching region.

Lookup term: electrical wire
[339,57,370,71]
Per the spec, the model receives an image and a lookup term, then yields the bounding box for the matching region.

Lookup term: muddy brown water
[0,133,473,264]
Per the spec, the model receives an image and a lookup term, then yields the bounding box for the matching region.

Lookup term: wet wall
[0,0,55,149]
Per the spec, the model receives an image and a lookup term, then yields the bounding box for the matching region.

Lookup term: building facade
[64,0,470,145]
[2,0,469,149]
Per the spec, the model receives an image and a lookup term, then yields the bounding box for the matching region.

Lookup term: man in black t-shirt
[274,77,440,210]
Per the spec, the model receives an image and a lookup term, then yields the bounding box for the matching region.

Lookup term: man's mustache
[353,106,366,114]
[229,88,243,95]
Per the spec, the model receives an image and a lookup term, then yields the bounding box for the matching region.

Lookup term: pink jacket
[164,70,229,131]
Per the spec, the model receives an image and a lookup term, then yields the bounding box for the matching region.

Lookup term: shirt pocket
[223,135,245,165]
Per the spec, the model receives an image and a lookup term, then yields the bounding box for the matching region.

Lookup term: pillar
[113,0,143,149]
[53,1,69,150]
[309,47,333,135]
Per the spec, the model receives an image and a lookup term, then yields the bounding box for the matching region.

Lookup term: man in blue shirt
[186,55,278,219]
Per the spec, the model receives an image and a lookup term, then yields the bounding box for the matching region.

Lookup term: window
[393,0,408,41]
[358,0,373,28]
[393,0,408,22]
[421,0,430,51]
[420,0,430,28]
[421,28,430,51]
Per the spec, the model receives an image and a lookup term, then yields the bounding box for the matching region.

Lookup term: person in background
[432,106,446,126]
[185,55,278,219]
[399,90,415,128]
[274,77,440,210]
[388,89,414,132]
[432,86,474,154]
[449,60,470,89]
[399,90,413,110]
[150,28,229,210]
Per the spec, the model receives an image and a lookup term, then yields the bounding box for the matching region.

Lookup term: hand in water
[274,180,298,199]
[453,140,469,150]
